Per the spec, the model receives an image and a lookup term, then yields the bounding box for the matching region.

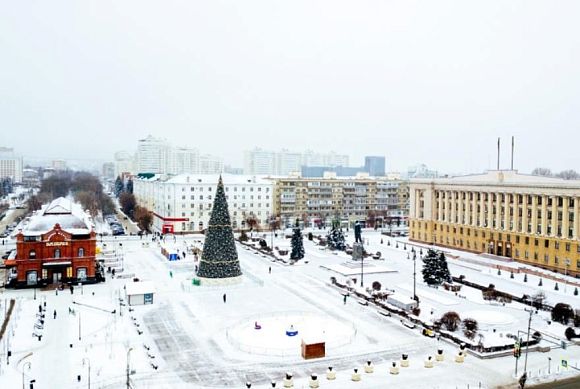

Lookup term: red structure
[6,198,102,288]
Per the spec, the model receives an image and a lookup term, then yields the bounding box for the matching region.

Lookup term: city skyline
[2,1,580,174]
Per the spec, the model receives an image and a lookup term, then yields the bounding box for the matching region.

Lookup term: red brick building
[6,198,102,288]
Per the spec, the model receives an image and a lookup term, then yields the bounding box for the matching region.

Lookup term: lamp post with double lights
[413,251,417,301]
[126,347,134,389]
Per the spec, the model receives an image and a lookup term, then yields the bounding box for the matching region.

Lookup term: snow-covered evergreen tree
[326,219,346,251]
[422,249,439,285]
[290,220,305,260]
[435,252,452,284]
[422,249,451,286]
[114,176,124,197]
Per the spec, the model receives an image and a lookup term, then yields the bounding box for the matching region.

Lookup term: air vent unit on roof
[198,179,202,182]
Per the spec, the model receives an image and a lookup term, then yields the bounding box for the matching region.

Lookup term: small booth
[301,337,326,360]
[160,244,181,261]
[125,281,156,306]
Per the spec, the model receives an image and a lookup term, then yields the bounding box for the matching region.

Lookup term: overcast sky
[1,1,579,174]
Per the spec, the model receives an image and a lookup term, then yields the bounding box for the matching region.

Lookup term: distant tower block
[196,176,242,284]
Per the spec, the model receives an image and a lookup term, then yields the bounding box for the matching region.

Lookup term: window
[26,271,38,286]
[54,249,61,259]
[29,250,36,259]
[78,248,84,257]
[77,267,87,281]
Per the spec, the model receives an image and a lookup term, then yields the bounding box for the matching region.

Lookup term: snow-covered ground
[1,230,579,388]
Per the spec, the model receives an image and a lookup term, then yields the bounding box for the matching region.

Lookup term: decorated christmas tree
[197,176,242,279]
[290,219,305,260]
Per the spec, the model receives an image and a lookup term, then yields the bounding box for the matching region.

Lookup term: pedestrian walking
[268,266,271,274]
[70,285,74,295]
[343,294,347,305]
[223,293,227,303]
[53,309,57,319]
[169,270,173,278]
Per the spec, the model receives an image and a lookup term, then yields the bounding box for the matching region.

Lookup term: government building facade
[409,170,580,276]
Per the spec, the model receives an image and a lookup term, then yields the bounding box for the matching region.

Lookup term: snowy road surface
[1,231,580,388]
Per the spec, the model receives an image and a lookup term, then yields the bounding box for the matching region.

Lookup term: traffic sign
[562,359,568,368]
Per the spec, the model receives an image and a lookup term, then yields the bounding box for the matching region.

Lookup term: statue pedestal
[352,243,364,261]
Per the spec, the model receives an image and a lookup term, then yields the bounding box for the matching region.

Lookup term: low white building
[134,174,274,233]
[125,281,156,306]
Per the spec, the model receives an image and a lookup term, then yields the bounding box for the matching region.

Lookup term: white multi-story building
[199,154,224,175]
[244,148,349,176]
[132,136,223,176]
[137,135,170,174]
[134,174,274,233]
[114,151,135,177]
[168,147,199,175]
[0,147,23,183]
[243,148,276,175]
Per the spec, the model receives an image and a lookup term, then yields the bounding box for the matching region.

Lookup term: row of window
[28,248,85,259]
[435,192,577,208]
[179,195,270,201]
[180,186,270,192]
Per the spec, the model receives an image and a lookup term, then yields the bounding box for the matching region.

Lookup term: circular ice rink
[227,312,356,356]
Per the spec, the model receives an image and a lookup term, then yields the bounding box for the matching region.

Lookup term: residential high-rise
[0,147,23,183]
[169,147,199,175]
[364,156,386,176]
[409,170,580,276]
[243,148,276,175]
[114,151,135,177]
[136,135,170,174]
[408,163,438,179]
[243,148,349,176]
[199,154,224,174]
[102,162,115,180]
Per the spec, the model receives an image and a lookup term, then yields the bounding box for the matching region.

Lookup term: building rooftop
[163,174,272,185]
[411,170,580,189]
[23,197,92,236]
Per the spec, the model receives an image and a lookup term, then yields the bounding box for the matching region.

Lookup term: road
[529,375,580,388]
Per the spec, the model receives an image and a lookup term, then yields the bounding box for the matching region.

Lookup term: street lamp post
[413,252,417,301]
[548,357,551,375]
[82,357,91,389]
[22,361,31,389]
[78,312,81,341]
[564,259,570,293]
[520,308,534,388]
[126,347,134,389]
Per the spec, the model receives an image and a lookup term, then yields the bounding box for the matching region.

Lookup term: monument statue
[354,221,362,243]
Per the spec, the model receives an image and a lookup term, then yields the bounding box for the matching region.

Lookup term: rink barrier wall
[225,311,357,357]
